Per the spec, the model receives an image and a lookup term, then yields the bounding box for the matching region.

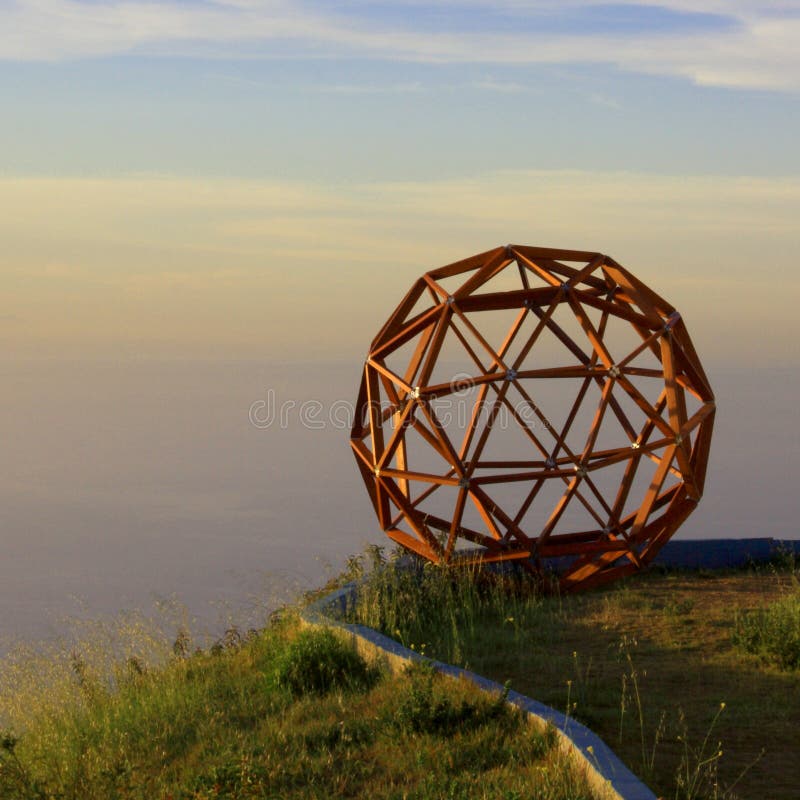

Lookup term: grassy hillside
[0,611,595,799]
[3,548,796,800]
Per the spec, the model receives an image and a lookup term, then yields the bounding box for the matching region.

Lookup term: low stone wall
[654,537,798,570]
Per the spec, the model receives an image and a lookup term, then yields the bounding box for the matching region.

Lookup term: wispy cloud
[472,78,528,93]
[315,81,425,95]
[1,1,799,91]
[588,92,621,109]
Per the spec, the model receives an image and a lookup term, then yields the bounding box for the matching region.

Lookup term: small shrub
[274,628,378,696]
[763,543,798,574]
[191,756,271,798]
[210,626,244,656]
[732,588,800,670]
[172,628,192,659]
[0,729,37,799]
[301,718,375,752]
[392,662,510,736]
[663,597,695,618]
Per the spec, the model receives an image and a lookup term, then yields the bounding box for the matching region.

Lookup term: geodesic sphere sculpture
[350,245,715,592]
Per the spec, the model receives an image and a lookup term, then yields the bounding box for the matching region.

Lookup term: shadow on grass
[347,559,799,800]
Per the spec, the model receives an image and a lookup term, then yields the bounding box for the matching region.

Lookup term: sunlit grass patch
[732,578,800,670]
[0,607,595,799]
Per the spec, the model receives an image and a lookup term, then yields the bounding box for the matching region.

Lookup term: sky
[1,2,800,643]
[1,0,799,366]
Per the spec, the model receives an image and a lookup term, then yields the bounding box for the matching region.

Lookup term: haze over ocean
[1,1,798,645]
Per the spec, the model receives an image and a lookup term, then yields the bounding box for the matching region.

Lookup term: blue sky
[3,1,798,86]
[300,3,737,36]
[3,54,799,181]
[1,1,799,182]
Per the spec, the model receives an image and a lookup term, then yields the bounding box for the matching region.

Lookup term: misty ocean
[1,358,797,651]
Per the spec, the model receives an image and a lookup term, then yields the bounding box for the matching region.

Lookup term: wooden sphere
[350,246,715,592]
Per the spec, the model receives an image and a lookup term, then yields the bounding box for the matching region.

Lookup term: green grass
[0,612,596,800]
[345,548,800,800]
[731,577,800,670]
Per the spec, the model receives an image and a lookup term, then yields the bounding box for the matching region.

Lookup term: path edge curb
[301,583,658,800]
